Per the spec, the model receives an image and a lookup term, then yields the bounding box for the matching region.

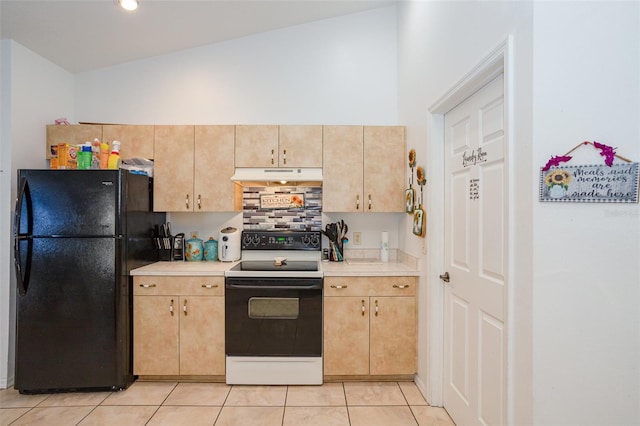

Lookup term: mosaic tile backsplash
[242,186,322,231]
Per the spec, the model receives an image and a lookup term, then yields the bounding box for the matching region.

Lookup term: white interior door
[443,74,506,425]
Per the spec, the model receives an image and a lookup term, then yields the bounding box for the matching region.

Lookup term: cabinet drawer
[134,276,224,296]
[324,276,416,297]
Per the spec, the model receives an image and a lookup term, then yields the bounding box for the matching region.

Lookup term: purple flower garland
[542,140,617,171]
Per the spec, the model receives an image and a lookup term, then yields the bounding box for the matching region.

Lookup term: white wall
[398,0,639,425]
[397,1,534,422]
[532,2,639,424]
[0,40,75,387]
[0,39,12,391]
[74,6,401,248]
[75,7,398,126]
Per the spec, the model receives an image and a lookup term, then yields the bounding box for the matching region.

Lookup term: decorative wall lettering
[462,147,488,167]
[539,140,639,203]
[260,193,305,209]
[540,163,639,203]
[469,178,480,200]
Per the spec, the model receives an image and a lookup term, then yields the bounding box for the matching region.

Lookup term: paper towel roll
[381,231,389,262]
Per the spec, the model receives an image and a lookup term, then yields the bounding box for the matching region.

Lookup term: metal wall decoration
[413,166,426,237]
[406,149,416,214]
[540,141,639,203]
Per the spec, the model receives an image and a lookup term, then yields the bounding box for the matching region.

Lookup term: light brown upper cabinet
[101,125,154,160]
[363,126,406,212]
[154,125,236,212]
[234,125,322,168]
[194,125,236,212]
[278,125,323,167]
[323,125,405,212]
[46,124,102,160]
[154,125,194,212]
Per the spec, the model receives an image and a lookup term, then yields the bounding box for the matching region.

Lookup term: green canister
[203,238,218,261]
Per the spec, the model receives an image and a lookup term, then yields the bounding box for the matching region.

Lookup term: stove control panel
[241,230,321,250]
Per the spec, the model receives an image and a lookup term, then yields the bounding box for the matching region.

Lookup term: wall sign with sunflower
[540,141,639,203]
[260,193,305,209]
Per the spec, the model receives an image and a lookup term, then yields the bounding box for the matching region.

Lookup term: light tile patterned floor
[0,381,455,426]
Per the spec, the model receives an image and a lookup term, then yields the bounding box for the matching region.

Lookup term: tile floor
[0,380,455,426]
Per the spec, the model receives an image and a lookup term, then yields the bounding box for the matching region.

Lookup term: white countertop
[131,261,237,276]
[320,260,420,277]
[131,258,419,277]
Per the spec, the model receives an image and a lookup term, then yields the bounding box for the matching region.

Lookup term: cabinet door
[102,125,154,160]
[133,295,180,375]
[363,126,406,212]
[194,125,236,212]
[180,296,225,375]
[369,296,416,375]
[46,124,102,160]
[235,125,279,167]
[279,125,323,167]
[323,296,369,376]
[154,125,195,211]
[322,125,364,212]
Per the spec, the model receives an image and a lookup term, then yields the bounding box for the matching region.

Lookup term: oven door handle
[226,283,323,291]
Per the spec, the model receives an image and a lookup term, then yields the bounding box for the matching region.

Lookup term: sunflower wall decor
[539,140,639,203]
[413,166,426,237]
[543,169,573,199]
[405,149,416,214]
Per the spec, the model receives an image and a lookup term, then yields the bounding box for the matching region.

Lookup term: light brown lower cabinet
[133,276,224,377]
[323,276,417,377]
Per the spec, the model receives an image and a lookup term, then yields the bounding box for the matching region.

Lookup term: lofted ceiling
[1,0,396,74]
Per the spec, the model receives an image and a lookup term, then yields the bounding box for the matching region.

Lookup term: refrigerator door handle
[13,177,32,295]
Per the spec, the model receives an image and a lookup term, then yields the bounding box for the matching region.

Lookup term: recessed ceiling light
[118,0,138,11]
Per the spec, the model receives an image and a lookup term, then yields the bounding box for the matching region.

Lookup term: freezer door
[15,237,132,392]
[17,169,122,237]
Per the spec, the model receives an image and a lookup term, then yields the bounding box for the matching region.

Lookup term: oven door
[225,277,323,357]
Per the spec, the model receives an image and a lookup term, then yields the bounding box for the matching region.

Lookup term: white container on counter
[380,231,389,262]
[218,227,241,261]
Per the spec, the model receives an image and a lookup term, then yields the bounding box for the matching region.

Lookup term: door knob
[439,272,450,283]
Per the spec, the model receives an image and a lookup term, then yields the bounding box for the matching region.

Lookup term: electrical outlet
[353,231,362,245]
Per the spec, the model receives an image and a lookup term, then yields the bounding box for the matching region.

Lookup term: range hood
[231,168,323,186]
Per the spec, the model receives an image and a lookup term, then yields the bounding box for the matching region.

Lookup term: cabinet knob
[330,284,348,289]
[197,194,202,210]
[368,194,372,210]
[375,300,379,317]
[183,299,188,316]
[356,194,360,210]
[361,299,366,316]
[283,149,287,165]
[271,149,275,165]
[185,194,190,210]
[169,299,174,316]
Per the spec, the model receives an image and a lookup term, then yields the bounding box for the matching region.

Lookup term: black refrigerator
[13,169,165,394]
